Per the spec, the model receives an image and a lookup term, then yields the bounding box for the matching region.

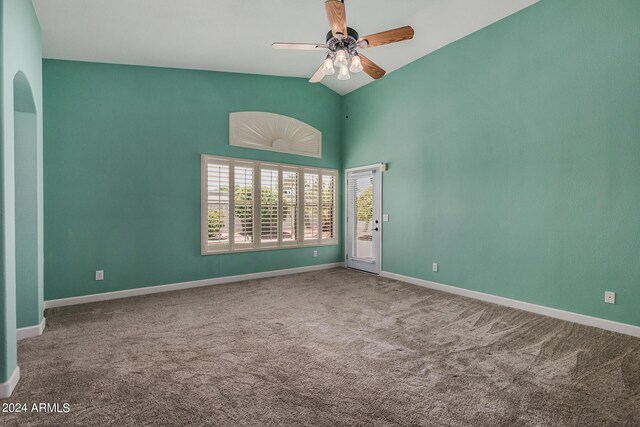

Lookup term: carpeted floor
[3,268,639,426]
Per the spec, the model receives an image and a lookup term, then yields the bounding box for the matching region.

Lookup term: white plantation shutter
[203,158,231,252]
[201,155,338,254]
[303,172,320,242]
[281,169,299,245]
[321,172,338,243]
[260,166,279,247]
[233,163,255,248]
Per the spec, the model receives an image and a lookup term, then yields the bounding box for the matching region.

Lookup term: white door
[346,164,382,274]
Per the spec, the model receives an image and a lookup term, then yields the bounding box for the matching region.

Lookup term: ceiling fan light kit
[272,0,415,84]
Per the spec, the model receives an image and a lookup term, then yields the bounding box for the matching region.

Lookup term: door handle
[374,227,379,231]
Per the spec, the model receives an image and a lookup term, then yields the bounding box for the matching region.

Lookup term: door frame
[344,163,384,274]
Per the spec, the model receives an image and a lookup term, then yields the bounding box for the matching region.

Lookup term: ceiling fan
[272,0,414,83]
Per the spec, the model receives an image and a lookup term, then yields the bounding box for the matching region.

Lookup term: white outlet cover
[313,250,318,257]
[383,214,389,222]
[95,270,104,281]
[432,263,439,272]
[604,291,616,304]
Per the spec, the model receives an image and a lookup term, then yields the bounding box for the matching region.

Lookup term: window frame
[201,154,338,255]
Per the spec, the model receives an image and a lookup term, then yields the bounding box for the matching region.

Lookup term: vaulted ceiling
[33,0,538,95]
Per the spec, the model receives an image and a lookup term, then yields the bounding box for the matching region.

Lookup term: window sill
[201,241,339,256]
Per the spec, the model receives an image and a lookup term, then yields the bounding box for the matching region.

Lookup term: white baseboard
[381,271,640,338]
[45,263,344,309]
[0,367,20,399]
[16,317,46,341]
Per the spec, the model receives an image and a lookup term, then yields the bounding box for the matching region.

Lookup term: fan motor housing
[326,27,359,53]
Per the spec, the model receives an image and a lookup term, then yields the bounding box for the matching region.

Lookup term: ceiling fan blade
[309,63,325,83]
[272,43,326,50]
[325,0,347,39]
[359,54,386,80]
[357,26,415,48]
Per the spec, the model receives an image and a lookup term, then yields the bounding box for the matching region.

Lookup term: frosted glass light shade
[337,65,351,80]
[334,49,348,68]
[322,57,335,75]
[350,55,363,73]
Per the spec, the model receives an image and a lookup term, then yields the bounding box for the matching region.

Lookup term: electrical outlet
[604,291,616,304]
[313,250,318,258]
[432,263,439,272]
[383,214,389,222]
[95,270,104,281]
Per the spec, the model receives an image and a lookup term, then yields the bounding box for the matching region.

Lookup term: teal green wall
[0,0,6,385]
[15,111,39,328]
[1,0,43,383]
[343,0,640,327]
[43,60,343,301]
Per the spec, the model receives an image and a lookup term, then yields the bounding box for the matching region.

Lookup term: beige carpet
[3,268,639,426]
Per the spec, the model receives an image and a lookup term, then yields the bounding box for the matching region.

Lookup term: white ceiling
[33,0,538,95]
